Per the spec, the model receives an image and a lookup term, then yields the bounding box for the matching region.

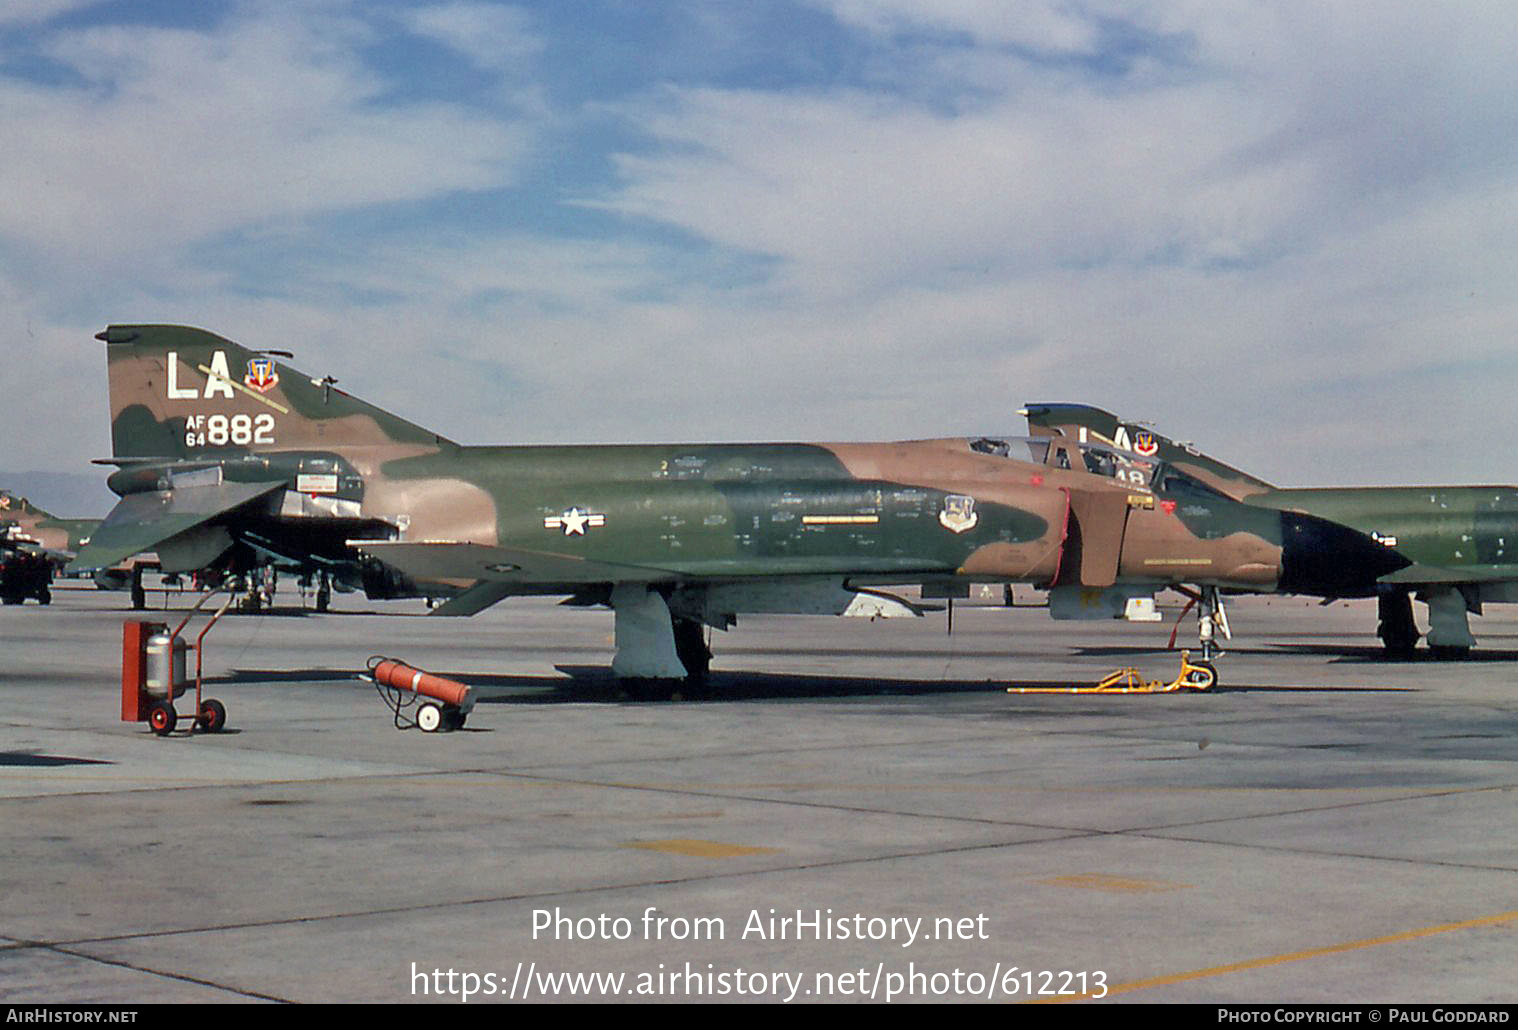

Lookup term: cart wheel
[417,703,443,733]
[197,698,227,733]
[148,700,178,736]
[1183,661,1218,691]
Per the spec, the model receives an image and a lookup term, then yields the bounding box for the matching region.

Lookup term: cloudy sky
[3,0,1515,499]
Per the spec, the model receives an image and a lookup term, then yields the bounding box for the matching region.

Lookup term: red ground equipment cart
[122,587,236,736]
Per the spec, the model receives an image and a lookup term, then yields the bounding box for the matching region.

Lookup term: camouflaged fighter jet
[67,326,1394,693]
[1023,402,1513,659]
[0,491,98,605]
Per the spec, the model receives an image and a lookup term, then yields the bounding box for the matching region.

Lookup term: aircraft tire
[672,618,711,677]
[620,678,679,702]
[1183,661,1217,691]
[2,594,22,606]
[36,587,50,605]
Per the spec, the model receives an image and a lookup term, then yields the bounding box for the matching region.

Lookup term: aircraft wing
[1378,563,1518,586]
[66,482,283,572]
[354,540,679,616]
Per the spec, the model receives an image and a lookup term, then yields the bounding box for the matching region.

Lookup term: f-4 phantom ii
[1023,402,1518,659]
[69,326,1399,693]
[0,491,98,605]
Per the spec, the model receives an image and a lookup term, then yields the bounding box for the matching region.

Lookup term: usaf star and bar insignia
[544,507,606,536]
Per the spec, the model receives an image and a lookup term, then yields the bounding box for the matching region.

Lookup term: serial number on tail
[184,412,275,447]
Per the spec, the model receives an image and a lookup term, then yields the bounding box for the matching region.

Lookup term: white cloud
[0,7,529,280]
[403,1,542,71]
[0,1,103,28]
[816,0,1103,56]
[562,2,1518,482]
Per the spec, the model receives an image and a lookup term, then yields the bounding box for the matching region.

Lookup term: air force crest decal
[245,356,280,394]
[939,494,979,534]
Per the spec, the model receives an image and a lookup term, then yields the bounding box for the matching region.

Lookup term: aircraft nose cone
[1278,511,1412,596]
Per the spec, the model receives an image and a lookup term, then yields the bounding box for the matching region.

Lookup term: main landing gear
[610,585,712,701]
[1380,587,1475,660]
[299,571,333,612]
[1377,590,1420,659]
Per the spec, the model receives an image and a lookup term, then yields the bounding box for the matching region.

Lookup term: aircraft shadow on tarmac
[212,665,1040,702]
[1080,640,1518,666]
[206,665,1412,701]
[0,750,114,767]
[1265,643,1518,664]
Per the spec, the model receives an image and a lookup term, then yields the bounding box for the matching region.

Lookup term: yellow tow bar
[1009,650,1218,694]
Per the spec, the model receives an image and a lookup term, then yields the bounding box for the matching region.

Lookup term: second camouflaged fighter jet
[0,491,98,605]
[1023,402,1514,658]
[69,326,1397,692]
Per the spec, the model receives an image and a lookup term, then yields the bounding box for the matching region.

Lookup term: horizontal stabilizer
[66,481,282,571]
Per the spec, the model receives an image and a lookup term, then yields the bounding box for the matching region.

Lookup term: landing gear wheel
[197,698,227,733]
[1,594,21,606]
[36,587,50,605]
[1377,591,1419,659]
[315,585,330,613]
[416,703,443,732]
[148,700,178,736]
[1182,660,1217,691]
[672,618,712,698]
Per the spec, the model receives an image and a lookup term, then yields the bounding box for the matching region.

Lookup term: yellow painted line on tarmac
[1038,908,1518,1003]
[621,838,781,859]
[1037,873,1190,893]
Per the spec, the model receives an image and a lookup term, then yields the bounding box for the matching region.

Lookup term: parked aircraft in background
[1023,402,1515,658]
[0,491,98,605]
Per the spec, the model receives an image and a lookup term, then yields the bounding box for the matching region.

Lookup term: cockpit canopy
[966,435,1236,505]
[968,435,1158,490]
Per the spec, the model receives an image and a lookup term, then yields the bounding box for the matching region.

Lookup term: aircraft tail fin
[98,324,453,461]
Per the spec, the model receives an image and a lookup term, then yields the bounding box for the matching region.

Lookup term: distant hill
[0,471,115,518]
